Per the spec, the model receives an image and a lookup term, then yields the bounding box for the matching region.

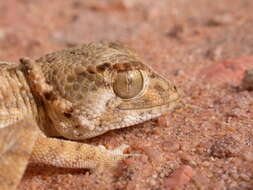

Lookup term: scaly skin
[0,42,180,190]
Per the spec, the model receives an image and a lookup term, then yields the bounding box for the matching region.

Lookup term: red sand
[0,0,253,189]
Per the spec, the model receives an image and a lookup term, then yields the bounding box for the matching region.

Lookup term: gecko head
[36,42,180,140]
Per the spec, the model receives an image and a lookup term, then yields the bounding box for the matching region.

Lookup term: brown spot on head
[44,92,56,101]
[96,62,112,72]
[113,62,144,71]
[113,63,126,71]
[123,62,131,70]
[52,70,57,75]
[69,49,78,55]
[64,112,72,118]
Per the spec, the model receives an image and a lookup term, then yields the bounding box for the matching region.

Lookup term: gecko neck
[19,62,61,137]
[0,63,38,127]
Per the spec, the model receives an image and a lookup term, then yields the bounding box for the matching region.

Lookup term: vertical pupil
[126,71,133,93]
[113,70,144,99]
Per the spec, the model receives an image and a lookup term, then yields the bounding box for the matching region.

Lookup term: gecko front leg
[0,118,39,190]
[30,136,131,171]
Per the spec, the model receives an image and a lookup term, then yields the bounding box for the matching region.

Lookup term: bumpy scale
[0,42,180,190]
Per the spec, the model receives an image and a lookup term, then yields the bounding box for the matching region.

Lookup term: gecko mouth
[118,92,180,111]
[102,100,180,132]
[69,94,180,139]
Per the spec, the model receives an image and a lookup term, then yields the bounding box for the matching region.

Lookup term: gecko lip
[102,102,180,132]
[118,91,180,111]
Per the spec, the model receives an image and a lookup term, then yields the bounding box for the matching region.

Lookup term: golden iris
[113,70,144,99]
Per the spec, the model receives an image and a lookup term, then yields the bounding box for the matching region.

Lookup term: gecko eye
[113,70,144,99]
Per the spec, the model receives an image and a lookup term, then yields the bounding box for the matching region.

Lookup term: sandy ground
[1,0,253,189]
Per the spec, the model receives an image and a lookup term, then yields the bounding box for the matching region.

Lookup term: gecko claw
[110,144,129,154]
[98,144,139,159]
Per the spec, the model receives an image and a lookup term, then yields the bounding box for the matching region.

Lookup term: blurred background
[1,1,253,189]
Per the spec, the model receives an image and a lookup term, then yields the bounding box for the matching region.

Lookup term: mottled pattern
[0,42,180,190]
[33,42,180,140]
